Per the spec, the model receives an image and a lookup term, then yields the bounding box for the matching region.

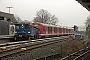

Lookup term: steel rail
[0,38,63,59]
[61,47,90,60]
[0,36,70,60]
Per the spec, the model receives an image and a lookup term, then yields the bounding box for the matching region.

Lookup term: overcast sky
[0,0,90,27]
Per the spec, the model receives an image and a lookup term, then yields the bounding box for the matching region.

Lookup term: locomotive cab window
[25,24,30,29]
[15,24,20,31]
[15,25,19,29]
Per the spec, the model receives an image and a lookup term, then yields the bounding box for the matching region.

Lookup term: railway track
[0,36,70,60]
[61,47,90,60]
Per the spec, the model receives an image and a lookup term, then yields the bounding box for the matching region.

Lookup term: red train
[14,20,74,40]
[32,22,74,38]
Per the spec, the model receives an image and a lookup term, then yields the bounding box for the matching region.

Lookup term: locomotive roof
[22,20,33,24]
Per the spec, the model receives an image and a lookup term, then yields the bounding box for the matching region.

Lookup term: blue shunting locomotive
[14,23,36,40]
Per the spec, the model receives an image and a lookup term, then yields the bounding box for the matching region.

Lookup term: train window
[48,27,49,32]
[57,28,59,33]
[63,28,65,33]
[51,27,52,32]
[54,27,55,32]
[66,29,67,32]
[67,29,69,33]
[48,27,50,31]
[48,27,52,32]
[15,25,19,30]
[25,24,30,29]
[32,27,34,30]
[59,28,60,33]
[54,27,57,32]
[69,29,70,33]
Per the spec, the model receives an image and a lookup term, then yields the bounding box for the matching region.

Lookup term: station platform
[0,35,14,39]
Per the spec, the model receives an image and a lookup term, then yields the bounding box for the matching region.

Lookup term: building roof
[76,0,90,11]
[0,11,22,23]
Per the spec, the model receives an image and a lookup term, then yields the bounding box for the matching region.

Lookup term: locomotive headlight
[28,32,30,33]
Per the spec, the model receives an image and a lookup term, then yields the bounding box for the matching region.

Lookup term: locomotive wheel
[34,34,39,39]
[28,36,31,41]
[27,36,31,40]
[14,37,16,41]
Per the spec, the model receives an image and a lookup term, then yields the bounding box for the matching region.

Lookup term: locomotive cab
[14,23,36,41]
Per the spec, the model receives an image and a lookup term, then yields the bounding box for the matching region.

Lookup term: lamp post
[6,7,13,14]
[6,7,13,35]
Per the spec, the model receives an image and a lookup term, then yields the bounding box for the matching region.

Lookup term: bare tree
[33,9,58,25]
[85,15,90,31]
[85,16,90,27]
[50,15,58,25]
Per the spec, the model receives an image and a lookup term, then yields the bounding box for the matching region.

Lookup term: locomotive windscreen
[15,24,31,34]
[15,24,20,31]
[15,24,30,29]
[25,24,30,29]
